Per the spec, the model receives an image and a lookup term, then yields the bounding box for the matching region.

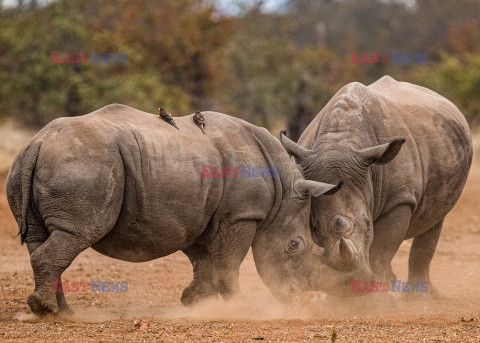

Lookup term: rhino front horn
[339,237,358,270]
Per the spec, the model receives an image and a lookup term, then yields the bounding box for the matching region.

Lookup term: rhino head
[279,132,405,279]
[250,171,356,302]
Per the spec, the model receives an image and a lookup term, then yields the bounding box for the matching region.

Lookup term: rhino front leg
[28,230,89,317]
[369,205,412,282]
[406,220,443,300]
[209,220,256,299]
[181,243,218,306]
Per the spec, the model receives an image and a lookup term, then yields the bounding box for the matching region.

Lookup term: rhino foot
[181,280,218,307]
[27,293,58,317]
[58,304,74,316]
[430,286,447,300]
[56,291,74,316]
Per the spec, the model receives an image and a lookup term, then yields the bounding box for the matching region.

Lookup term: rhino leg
[28,230,89,317]
[209,220,256,299]
[55,277,73,314]
[369,205,412,282]
[25,225,74,315]
[26,227,73,315]
[181,243,218,306]
[405,220,443,300]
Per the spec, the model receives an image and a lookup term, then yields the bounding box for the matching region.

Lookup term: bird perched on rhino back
[193,111,205,134]
[158,107,179,130]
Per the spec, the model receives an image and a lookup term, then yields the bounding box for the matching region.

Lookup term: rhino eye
[286,237,304,254]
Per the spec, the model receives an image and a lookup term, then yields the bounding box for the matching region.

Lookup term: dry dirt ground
[1,118,480,342]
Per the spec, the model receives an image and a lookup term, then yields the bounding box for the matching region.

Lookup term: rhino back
[367,76,472,232]
[300,76,472,234]
[29,105,282,261]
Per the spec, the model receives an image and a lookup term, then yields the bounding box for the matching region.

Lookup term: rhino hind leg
[26,228,73,315]
[181,243,218,306]
[28,230,89,317]
[405,220,443,300]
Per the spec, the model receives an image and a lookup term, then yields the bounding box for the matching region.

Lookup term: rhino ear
[279,131,314,163]
[357,139,405,166]
[294,180,343,198]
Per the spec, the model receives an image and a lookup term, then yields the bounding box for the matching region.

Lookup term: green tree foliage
[0,0,225,127]
[213,5,361,137]
[0,0,479,137]
[410,52,480,123]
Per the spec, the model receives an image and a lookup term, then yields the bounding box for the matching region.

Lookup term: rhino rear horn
[279,131,314,163]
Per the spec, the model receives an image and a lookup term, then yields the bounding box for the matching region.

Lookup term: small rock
[312,333,326,339]
[133,319,150,332]
[460,317,475,322]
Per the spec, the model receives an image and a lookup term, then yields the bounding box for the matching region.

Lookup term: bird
[193,111,205,134]
[158,107,179,130]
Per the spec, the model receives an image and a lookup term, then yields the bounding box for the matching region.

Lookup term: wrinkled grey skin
[281,76,472,298]
[7,104,346,317]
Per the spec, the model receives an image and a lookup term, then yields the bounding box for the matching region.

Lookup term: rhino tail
[20,141,41,244]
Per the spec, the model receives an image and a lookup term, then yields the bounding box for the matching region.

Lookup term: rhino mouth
[309,267,376,297]
[270,281,307,304]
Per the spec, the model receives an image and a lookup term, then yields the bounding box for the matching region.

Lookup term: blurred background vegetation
[0,0,479,140]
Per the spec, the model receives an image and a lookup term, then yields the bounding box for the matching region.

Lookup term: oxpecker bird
[193,111,205,134]
[158,107,179,130]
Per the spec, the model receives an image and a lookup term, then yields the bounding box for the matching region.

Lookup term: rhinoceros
[280,76,472,298]
[6,104,344,317]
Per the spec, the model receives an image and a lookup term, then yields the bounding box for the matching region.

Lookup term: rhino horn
[339,237,358,268]
[279,131,314,163]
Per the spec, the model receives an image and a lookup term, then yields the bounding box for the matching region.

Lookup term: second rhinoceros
[7,104,344,317]
[281,76,472,298]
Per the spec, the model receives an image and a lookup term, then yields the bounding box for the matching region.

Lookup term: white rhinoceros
[281,76,472,298]
[7,104,344,317]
